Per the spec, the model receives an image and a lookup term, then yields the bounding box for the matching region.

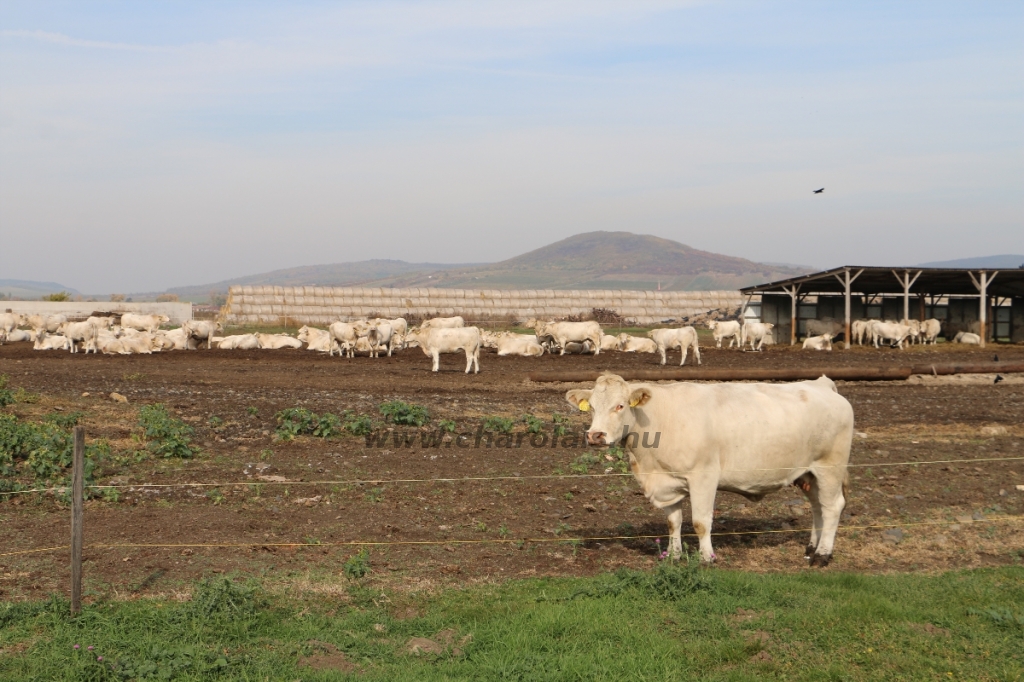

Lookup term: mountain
[165,232,813,301]
[0,279,80,300]
[917,255,1024,269]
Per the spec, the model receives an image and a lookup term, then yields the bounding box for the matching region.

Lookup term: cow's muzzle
[586,431,607,446]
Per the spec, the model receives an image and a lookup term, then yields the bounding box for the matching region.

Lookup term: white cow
[802,334,833,351]
[648,327,701,366]
[256,333,303,350]
[154,327,197,350]
[406,326,481,373]
[218,334,260,350]
[496,333,544,357]
[86,316,117,330]
[121,313,170,333]
[534,321,603,356]
[4,329,36,343]
[297,326,336,353]
[182,320,222,349]
[920,318,941,345]
[900,319,922,344]
[870,321,911,349]
[566,372,853,565]
[617,334,658,354]
[26,314,66,334]
[741,322,774,351]
[377,317,408,348]
[852,319,873,345]
[120,333,157,354]
[0,313,24,336]
[33,331,72,351]
[368,321,394,357]
[707,320,742,348]
[599,334,620,352]
[805,318,844,339]
[420,316,465,330]
[329,322,359,357]
[953,331,981,345]
[58,321,99,354]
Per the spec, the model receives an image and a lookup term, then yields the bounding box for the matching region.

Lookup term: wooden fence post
[71,426,84,616]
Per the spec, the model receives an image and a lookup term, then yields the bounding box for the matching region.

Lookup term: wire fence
[2,455,1022,498]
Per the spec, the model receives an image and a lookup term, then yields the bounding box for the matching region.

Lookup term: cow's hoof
[804,544,816,560]
[809,553,832,568]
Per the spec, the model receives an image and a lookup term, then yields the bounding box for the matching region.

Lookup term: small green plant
[475,521,488,532]
[605,446,630,474]
[13,387,39,404]
[552,414,570,437]
[139,404,196,459]
[122,372,146,381]
[521,414,545,434]
[366,487,384,503]
[206,488,225,505]
[563,492,574,501]
[259,449,273,461]
[0,413,107,494]
[569,452,601,475]
[101,487,121,503]
[344,549,371,579]
[274,408,341,440]
[0,375,15,407]
[379,400,430,426]
[499,524,510,538]
[207,415,224,428]
[342,412,374,436]
[43,411,84,429]
[554,522,573,536]
[483,416,514,433]
[245,406,259,417]
[438,419,457,433]
[561,550,714,601]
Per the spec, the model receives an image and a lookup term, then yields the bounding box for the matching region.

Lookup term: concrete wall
[1,301,193,326]
[221,286,748,327]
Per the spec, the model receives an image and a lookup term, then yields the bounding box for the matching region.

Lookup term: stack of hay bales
[222,286,749,327]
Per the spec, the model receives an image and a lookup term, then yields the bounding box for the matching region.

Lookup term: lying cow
[406,326,481,373]
[953,331,981,345]
[4,329,36,343]
[26,314,66,334]
[617,333,658,354]
[707,320,741,348]
[496,333,545,357]
[599,334,620,352]
[802,334,833,351]
[648,327,701,366]
[297,326,336,353]
[256,333,303,350]
[566,372,853,566]
[33,331,72,351]
[218,334,260,350]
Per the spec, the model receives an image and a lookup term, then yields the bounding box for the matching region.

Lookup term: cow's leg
[473,346,480,373]
[808,471,846,567]
[464,348,472,373]
[592,335,601,356]
[665,502,685,559]
[659,346,667,365]
[800,476,824,558]
[678,344,687,366]
[687,480,718,562]
[693,342,701,365]
[559,337,566,356]
[432,351,440,372]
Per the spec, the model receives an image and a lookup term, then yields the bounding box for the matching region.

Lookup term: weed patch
[379,400,430,427]
[0,413,108,496]
[138,404,197,459]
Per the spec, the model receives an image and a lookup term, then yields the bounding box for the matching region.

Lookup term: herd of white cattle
[0,310,985,372]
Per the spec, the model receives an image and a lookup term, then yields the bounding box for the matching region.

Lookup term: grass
[1,567,1021,680]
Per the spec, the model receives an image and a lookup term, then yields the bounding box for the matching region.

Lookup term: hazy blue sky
[1,1,1021,293]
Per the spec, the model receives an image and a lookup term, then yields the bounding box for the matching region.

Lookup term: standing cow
[566,372,853,566]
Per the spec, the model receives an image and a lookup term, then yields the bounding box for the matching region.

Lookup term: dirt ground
[2,340,1023,601]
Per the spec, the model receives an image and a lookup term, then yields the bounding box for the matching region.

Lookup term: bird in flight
[813,188,824,194]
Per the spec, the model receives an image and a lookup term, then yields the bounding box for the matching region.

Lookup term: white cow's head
[566,373,650,447]
[707,320,718,330]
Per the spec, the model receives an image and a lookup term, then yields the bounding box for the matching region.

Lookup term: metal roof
[740,266,1024,298]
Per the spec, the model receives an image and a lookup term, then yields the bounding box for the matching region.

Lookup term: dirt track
[2,341,1023,599]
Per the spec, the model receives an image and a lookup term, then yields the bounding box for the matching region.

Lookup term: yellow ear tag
[578,399,590,412]
[629,398,639,407]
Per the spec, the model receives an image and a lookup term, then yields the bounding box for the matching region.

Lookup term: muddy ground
[2,341,1023,601]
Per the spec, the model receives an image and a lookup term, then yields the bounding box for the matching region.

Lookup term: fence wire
[2,455,1022,498]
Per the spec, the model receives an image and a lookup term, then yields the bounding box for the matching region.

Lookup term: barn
[740,266,1024,348]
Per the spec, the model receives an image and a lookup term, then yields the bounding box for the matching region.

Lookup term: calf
[707,320,741,348]
[802,334,833,351]
[741,321,774,351]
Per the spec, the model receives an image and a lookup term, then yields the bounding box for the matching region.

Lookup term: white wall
[2,301,193,326]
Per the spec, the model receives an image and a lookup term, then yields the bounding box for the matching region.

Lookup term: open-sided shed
[740,266,1024,348]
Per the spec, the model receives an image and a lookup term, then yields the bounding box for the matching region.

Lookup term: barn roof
[740,266,1024,298]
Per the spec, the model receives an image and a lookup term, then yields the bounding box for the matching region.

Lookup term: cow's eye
[614,404,624,412]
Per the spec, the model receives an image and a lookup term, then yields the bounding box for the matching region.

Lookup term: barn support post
[969,271,999,348]
[834,268,863,350]
[892,270,922,323]
[783,285,800,345]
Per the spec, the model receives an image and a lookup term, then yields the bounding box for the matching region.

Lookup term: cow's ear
[566,389,592,411]
[628,387,652,408]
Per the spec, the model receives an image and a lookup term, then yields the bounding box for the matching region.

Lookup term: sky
[1,1,1021,293]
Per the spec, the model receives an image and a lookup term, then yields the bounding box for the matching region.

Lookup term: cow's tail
[842,469,850,500]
